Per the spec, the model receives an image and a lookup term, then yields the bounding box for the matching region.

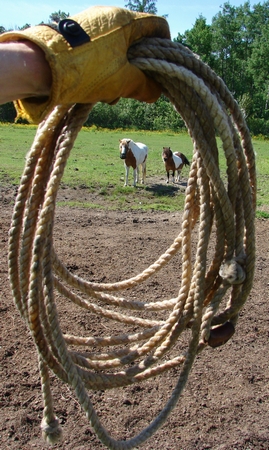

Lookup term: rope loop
[8,38,256,450]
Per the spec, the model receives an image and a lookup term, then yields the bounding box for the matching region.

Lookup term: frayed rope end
[41,417,63,444]
[219,258,246,285]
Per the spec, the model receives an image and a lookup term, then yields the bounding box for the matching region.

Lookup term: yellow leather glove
[0,6,170,123]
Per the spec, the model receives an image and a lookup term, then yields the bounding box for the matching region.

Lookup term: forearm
[0,41,52,105]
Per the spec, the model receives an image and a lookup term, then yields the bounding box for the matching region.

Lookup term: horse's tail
[184,155,190,166]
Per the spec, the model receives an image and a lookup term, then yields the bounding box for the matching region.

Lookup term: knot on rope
[41,417,62,444]
[219,258,246,285]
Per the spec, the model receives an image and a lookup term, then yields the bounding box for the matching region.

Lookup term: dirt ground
[0,182,269,450]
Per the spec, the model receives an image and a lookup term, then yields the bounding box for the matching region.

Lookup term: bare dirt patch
[0,184,268,450]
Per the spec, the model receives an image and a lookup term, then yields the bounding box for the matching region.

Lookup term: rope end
[41,417,63,444]
[219,259,246,284]
[207,322,235,348]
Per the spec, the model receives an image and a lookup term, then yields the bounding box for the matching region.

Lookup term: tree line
[1,1,269,136]
[175,1,269,136]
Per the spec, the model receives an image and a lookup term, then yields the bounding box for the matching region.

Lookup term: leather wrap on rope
[8,25,256,450]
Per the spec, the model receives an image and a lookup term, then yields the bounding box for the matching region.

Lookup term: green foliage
[175,15,214,66]
[18,24,31,30]
[248,25,269,117]
[49,11,69,23]
[253,138,269,213]
[247,118,269,136]
[124,0,158,14]
[211,2,255,100]
[0,103,16,123]
[0,124,37,184]
[256,210,269,219]
[0,124,268,215]
[174,1,269,133]
[85,96,185,132]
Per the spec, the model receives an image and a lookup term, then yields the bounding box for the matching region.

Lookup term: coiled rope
[8,37,256,449]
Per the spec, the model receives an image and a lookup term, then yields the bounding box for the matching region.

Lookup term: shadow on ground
[146,181,187,196]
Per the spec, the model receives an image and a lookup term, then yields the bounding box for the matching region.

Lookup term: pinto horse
[119,138,148,187]
[162,146,190,184]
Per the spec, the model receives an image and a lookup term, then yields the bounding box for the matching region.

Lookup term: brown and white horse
[162,147,190,184]
[119,138,148,187]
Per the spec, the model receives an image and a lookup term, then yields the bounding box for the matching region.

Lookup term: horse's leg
[141,163,146,184]
[133,168,137,187]
[133,165,139,187]
[166,171,169,184]
[124,163,129,186]
[172,171,175,183]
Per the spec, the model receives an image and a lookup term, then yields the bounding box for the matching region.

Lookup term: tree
[172,1,269,128]
[19,24,31,30]
[124,0,158,14]
[49,11,70,24]
[248,25,269,117]
[210,1,269,120]
[0,102,16,122]
[211,3,248,91]
[174,15,214,66]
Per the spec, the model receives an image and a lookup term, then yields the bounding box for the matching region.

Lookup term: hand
[0,6,170,123]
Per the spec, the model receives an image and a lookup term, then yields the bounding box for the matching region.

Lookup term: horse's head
[119,139,131,160]
[162,147,172,162]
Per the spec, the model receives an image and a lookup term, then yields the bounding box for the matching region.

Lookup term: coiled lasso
[8,37,256,449]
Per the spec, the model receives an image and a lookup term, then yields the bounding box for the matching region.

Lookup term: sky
[1,0,255,39]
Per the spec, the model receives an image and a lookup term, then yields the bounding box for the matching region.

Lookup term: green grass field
[0,123,268,216]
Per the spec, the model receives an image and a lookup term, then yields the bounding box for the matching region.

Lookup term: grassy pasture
[0,122,268,215]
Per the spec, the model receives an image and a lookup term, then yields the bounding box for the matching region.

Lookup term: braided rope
[8,38,256,449]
